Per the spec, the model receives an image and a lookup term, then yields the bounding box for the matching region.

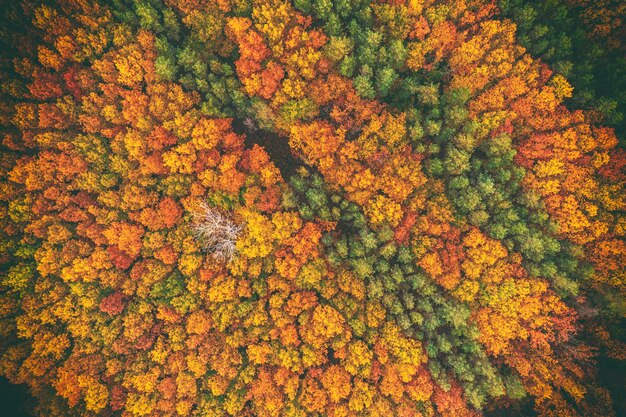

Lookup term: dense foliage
[0,1,624,416]
[498,0,626,142]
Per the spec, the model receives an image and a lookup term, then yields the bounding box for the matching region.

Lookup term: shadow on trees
[0,377,34,417]
[232,118,303,179]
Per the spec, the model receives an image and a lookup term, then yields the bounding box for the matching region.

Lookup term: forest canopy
[0,1,624,416]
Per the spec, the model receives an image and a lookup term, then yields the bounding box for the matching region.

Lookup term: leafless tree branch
[191,202,244,262]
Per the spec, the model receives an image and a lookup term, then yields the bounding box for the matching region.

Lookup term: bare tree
[191,202,244,262]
